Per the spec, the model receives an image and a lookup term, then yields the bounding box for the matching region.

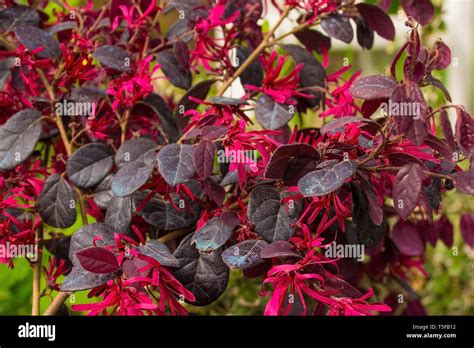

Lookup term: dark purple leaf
[391,220,425,256]
[157,49,192,90]
[298,160,358,197]
[157,144,195,186]
[265,143,319,183]
[460,214,474,247]
[255,94,292,130]
[354,17,374,49]
[222,239,268,269]
[356,3,395,41]
[142,93,180,142]
[47,21,77,34]
[294,28,331,55]
[93,174,115,209]
[393,163,424,220]
[114,137,157,169]
[66,143,114,189]
[133,191,201,231]
[104,195,132,233]
[430,40,451,70]
[260,240,301,259]
[361,180,383,226]
[237,46,263,87]
[434,215,453,248]
[173,234,229,306]
[193,140,216,179]
[400,0,434,26]
[76,246,119,274]
[452,167,474,195]
[61,265,115,292]
[191,216,236,252]
[320,116,368,136]
[440,110,455,150]
[111,161,155,198]
[38,174,77,229]
[202,177,225,206]
[0,108,41,171]
[15,25,60,59]
[69,223,116,265]
[350,75,398,100]
[220,211,240,227]
[455,110,474,157]
[92,45,131,72]
[283,44,325,108]
[247,186,303,242]
[321,14,353,43]
[0,6,39,31]
[174,39,190,70]
[349,183,386,248]
[136,240,180,267]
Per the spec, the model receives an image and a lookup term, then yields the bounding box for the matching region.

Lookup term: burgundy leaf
[452,167,474,195]
[298,160,358,197]
[157,49,192,90]
[354,17,374,50]
[435,215,453,248]
[455,110,474,157]
[193,140,216,179]
[391,220,425,256]
[400,0,434,26]
[76,246,119,274]
[440,109,455,150]
[350,75,398,100]
[321,14,353,44]
[260,240,301,259]
[265,143,319,181]
[430,40,451,70]
[202,177,225,206]
[460,214,474,247]
[157,144,195,186]
[294,28,332,54]
[393,163,424,220]
[356,3,395,41]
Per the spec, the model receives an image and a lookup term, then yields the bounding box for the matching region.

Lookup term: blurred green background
[0,0,473,315]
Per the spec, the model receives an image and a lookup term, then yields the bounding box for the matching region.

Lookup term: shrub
[0,0,472,316]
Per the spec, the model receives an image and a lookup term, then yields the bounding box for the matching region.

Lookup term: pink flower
[246,51,311,105]
[106,56,158,111]
[190,2,239,73]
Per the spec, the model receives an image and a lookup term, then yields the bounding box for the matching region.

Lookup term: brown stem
[120,109,131,144]
[215,6,292,97]
[31,225,44,315]
[43,291,71,316]
[36,68,73,156]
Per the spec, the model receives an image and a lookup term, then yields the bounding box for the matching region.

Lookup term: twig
[215,6,292,97]
[43,291,71,316]
[31,225,44,315]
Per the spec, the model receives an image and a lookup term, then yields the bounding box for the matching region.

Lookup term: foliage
[0,0,473,316]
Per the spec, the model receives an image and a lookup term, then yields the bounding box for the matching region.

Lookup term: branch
[215,6,292,97]
[31,225,44,315]
[43,291,71,316]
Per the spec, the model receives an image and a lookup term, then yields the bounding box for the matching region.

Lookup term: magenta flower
[246,51,311,105]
